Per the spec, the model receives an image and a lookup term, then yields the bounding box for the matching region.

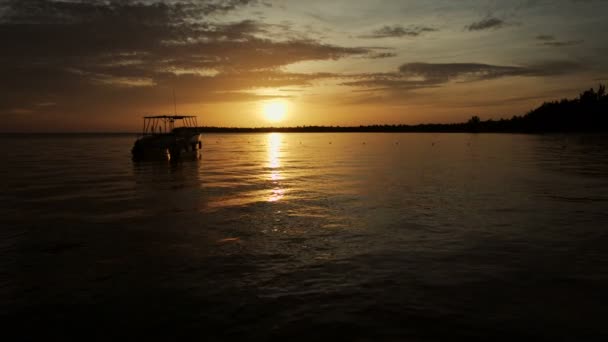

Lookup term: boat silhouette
[131,115,202,161]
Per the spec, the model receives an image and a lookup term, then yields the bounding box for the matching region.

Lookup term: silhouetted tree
[467,116,481,132]
[193,85,607,133]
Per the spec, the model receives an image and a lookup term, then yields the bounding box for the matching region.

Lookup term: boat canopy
[141,115,198,135]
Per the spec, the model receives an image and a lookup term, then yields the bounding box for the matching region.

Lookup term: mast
[173,88,177,116]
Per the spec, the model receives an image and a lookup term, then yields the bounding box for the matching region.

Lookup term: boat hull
[132,133,202,161]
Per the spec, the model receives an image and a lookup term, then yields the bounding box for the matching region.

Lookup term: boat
[131,115,202,161]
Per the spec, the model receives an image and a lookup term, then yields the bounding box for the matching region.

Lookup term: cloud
[367,52,398,59]
[1,0,257,23]
[536,35,555,41]
[570,0,608,3]
[340,61,584,90]
[540,40,584,47]
[0,0,372,113]
[359,25,437,38]
[399,61,582,79]
[466,17,505,31]
[534,34,584,47]
[399,62,521,81]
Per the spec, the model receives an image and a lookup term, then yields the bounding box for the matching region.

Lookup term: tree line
[194,85,608,133]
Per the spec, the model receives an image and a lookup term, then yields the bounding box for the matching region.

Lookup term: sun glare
[263,100,287,122]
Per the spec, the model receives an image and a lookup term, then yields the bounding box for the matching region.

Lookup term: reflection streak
[268,133,285,202]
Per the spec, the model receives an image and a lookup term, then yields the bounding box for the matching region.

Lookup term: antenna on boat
[172,88,177,116]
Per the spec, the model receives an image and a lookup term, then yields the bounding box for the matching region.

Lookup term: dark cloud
[399,62,521,81]
[1,0,257,23]
[536,35,555,41]
[367,52,398,59]
[0,0,371,114]
[466,17,505,31]
[400,61,582,79]
[535,34,583,47]
[341,61,584,90]
[570,0,608,3]
[359,25,437,39]
[540,40,584,47]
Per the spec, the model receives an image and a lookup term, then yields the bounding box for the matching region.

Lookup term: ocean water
[2,132,608,340]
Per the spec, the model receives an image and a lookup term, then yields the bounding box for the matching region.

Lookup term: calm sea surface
[2,133,608,340]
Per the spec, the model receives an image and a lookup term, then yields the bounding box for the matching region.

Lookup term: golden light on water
[267,133,284,202]
[263,100,287,123]
[268,133,281,169]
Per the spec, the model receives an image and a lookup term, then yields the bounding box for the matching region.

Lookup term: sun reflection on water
[267,133,285,201]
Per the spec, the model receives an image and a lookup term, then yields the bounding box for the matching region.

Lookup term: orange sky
[1,0,607,132]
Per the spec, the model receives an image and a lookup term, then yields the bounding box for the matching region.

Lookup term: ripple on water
[3,133,608,340]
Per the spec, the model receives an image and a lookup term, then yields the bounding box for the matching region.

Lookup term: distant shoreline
[2,130,608,135]
[2,85,606,134]
[196,85,608,134]
[190,126,602,134]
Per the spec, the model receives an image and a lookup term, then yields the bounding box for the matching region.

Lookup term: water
[2,133,608,340]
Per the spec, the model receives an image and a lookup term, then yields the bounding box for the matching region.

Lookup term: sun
[263,100,287,122]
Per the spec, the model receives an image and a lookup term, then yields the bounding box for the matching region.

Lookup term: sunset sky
[2,0,607,131]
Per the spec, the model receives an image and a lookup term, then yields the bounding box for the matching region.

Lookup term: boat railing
[140,115,198,137]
